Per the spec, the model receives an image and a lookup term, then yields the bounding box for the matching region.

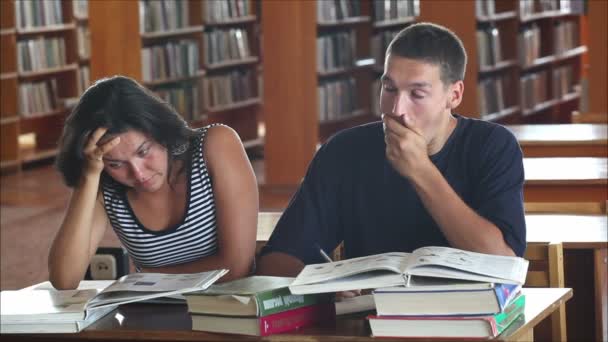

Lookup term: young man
[257,23,526,277]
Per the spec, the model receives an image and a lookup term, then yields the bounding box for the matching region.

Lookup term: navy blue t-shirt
[261,115,526,263]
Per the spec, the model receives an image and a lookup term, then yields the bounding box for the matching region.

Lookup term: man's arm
[256,252,305,277]
[383,114,518,256]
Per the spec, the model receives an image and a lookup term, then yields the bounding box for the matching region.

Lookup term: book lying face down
[289,246,529,295]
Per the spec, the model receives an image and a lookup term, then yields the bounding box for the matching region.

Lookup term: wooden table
[523,157,608,202]
[3,288,572,342]
[508,124,608,157]
[526,214,608,342]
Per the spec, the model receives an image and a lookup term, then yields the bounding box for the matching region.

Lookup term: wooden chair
[256,212,345,261]
[525,242,567,342]
[256,212,282,255]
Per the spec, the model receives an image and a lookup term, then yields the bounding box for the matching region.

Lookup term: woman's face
[100,130,169,192]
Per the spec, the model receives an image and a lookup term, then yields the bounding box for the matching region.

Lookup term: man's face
[379,54,459,144]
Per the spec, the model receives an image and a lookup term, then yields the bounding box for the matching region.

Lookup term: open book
[85,269,228,309]
[289,246,528,295]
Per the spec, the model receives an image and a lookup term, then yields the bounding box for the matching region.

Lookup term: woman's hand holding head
[83,127,121,177]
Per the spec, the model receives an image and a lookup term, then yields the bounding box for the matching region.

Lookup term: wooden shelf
[559,91,581,104]
[522,55,557,72]
[0,116,19,125]
[140,26,203,40]
[18,64,78,78]
[20,147,58,163]
[520,10,577,23]
[20,107,68,120]
[204,56,259,71]
[522,99,559,117]
[242,136,264,149]
[477,11,517,23]
[318,16,370,28]
[205,97,261,113]
[74,16,88,23]
[16,23,76,35]
[0,28,17,35]
[319,111,377,141]
[142,70,205,87]
[204,15,257,27]
[479,59,518,74]
[555,45,587,62]
[483,106,520,122]
[1,72,18,80]
[372,16,416,29]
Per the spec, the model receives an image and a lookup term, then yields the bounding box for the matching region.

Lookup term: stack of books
[288,246,529,339]
[185,276,335,336]
[368,278,525,339]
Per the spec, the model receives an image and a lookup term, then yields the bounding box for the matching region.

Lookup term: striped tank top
[101,125,219,269]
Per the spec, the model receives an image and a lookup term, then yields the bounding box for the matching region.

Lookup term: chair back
[525,242,567,341]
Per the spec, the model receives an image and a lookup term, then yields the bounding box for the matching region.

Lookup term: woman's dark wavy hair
[56,75,200,188]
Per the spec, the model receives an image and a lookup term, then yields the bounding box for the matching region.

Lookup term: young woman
[49,76,258,289]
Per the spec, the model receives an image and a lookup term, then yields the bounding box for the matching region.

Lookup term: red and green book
[368,293,526,339]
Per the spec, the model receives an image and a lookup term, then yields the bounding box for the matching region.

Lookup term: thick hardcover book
[368,294,526,339]
[373,278,522,316]
[185,276,331,316]
[289,246,529,295]
[191,302,336,336]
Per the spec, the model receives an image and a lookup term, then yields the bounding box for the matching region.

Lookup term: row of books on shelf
[316,31,356,74]
[76,25,90,60]
[478,76,506,118]
[14,0,64,29]
[317,77,358,123]
[518,23,542,66]
[139,0,190,34]
[519,0,584,18]
[201,70,257,111]
[553,20,580,55]
[203,28,252,66]
[203,0,251,23]
[371,29,400,70]
[141,40,199,83]
[520,69,550,113]
[477,27,502,69]
[18,78,59,117]
[77,65,90,95]
[17,37,67,73]
[317,0,362,23]
[372,0,419,22]
[73,0,88,19]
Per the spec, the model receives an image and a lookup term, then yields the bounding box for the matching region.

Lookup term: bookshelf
[88,0,262,148]
[1,0,80,172]
[418,0,587,124]
[262,0,419,186]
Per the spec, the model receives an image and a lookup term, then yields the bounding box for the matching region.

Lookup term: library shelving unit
[73,0,90,95]
[263,0,400,187]
[88,0,262,148]
[0,0,80,172]
[419,0,587,124]
[586,0,607,116]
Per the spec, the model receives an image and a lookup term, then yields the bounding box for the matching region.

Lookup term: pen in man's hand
[318,246,333,263]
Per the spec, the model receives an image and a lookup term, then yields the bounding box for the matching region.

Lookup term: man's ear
[447,80,464,109]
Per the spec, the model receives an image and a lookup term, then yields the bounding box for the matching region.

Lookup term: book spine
[256,287,332,316]
[493,294,526,335]
[258,303,335,336]
[494,283,522,311]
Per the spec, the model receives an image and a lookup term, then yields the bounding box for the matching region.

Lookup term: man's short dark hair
[386,22,467,85]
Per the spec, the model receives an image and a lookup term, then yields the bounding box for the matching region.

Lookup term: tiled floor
[0,159,294,290]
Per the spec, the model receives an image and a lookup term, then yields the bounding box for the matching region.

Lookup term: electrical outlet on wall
[90,254,117,280]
